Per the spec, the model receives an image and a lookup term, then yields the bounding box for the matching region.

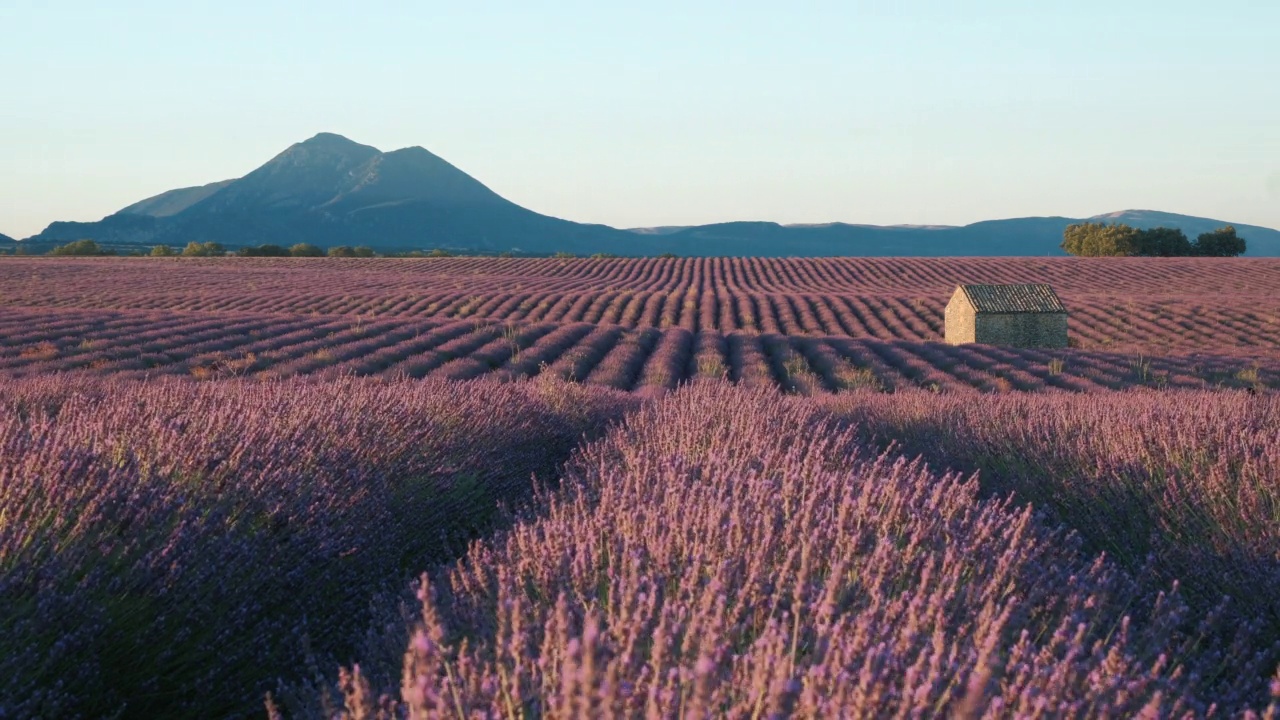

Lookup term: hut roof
[957,284,1066,314]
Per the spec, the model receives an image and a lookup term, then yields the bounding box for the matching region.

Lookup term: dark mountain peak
[190,134,380,212]
[0,232,15,244]
[269,133,380,170]
[298,132,376,150]
[383,145,438,159]
[324,144,507,210]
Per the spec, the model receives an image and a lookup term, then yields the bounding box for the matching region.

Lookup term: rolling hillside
[22,134,1280,256]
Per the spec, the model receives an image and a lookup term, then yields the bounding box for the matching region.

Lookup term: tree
[1135,227,1192,257]
[658,252,679,259]
[427,248,453,258]
[352,246,376,258]
[327,246,356,258]
[50,239,113,256]
[182,241,224,257]
[552,251,576,259]
[150,245,176,257]
[1194,226,1247,257]
[289,243,325,257]
[1061,223,1140,257]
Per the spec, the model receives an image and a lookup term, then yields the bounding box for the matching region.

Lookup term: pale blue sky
[2,1,1278,239]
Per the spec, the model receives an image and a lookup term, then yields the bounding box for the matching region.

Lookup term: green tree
[150,245,176,257]
[352,246,376,258]
[1135,227,1192,257]
[50,239,113,256]
[289,243,325,257]
[182,241,225,257]
[236,244,289,257]
[327,246,356,258]
[1061,223,1141,257]
[552,251,576,259]
[1194,226,1247,257]
[658,252,679,259]
[427,248,453,258]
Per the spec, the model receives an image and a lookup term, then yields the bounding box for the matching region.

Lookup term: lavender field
[1,257,1279,717]
[1,257,1278,393]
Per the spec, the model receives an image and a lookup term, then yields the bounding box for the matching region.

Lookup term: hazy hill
[628,213,1280,257]
[24,133,1280,256]
[0,232,14,245]
[118,180,236,217]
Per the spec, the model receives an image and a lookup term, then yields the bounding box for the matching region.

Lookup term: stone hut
[944,284,1068,348]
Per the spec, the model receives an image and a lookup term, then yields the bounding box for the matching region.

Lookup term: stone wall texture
[945,293,1068,348]
[944,299,978,344]
[973,312,1068,348]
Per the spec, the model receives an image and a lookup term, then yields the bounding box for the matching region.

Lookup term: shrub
[49,239,113,256]
[327,246,356,258]
[182,241,225,257]
[352,246,376,258]
[149,245,176,257]
[289,243,325,257]
[237,244,292,257]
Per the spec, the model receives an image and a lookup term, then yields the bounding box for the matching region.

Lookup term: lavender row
[319,383,1280,717]
[0,375,637,718]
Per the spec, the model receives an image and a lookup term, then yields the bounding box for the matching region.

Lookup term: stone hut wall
[944,300,977,344]
[973,312,1068,348]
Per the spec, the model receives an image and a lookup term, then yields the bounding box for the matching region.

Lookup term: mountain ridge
[21,133,1280,256]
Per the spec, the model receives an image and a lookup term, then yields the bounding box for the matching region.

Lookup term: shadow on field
[0,376,639,719]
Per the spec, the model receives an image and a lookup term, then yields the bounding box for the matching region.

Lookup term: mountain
[0,232,14,245]
[29,133,636,254]
[118,179,236,217]
[627,213,1280,257]
[24,133,1280,256]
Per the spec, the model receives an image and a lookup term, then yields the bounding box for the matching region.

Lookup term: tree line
[42,240,380,257]
[1061,223,1246,257]
[35,241,682,259]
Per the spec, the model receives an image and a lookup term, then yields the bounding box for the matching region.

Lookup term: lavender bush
[323,384,1280,717]
[0,376,635,718]
[824,389,1280,645]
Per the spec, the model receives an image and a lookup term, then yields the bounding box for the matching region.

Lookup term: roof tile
[959,284,1066,313]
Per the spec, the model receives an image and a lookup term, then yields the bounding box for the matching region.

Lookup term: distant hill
[625,213,1280,257]
[118,179,235,217]
[24,133,1280,256]
[0,232,14,245]
[29,133,636,254]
